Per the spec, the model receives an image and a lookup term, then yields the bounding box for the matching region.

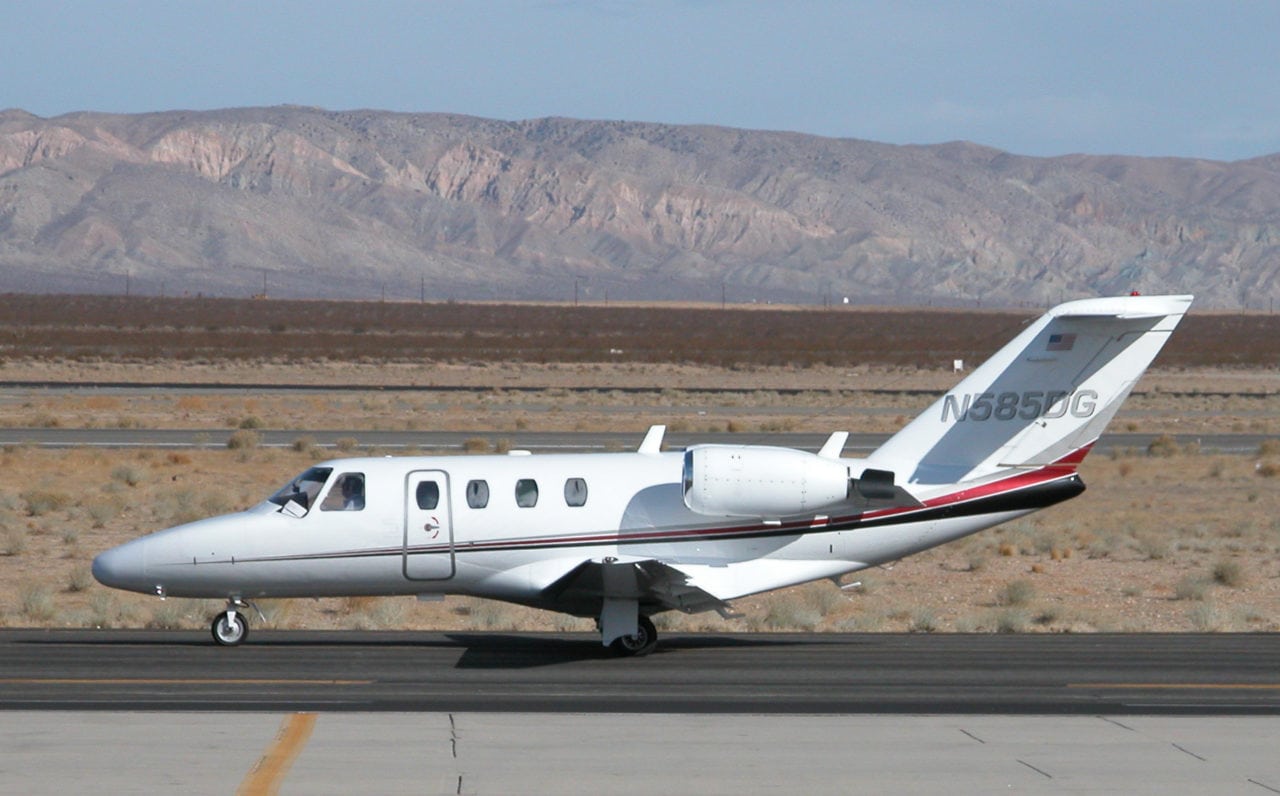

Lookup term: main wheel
[610,615,658,656]
[211,610,249,646]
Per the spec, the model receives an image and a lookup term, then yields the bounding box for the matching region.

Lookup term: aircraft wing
[540,557,735,617]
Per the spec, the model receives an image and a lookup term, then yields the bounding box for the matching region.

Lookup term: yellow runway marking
[1069,683,1280,690]
[0,678,369,685]
[238,712,317,796]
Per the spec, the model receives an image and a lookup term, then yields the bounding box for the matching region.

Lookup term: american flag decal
[1047,333,1076,351]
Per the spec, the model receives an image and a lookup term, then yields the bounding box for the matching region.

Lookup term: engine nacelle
[682,445,851,518]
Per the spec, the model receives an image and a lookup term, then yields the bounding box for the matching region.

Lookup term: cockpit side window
[321,473,366,511]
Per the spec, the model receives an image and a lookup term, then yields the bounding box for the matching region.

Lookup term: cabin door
[403,470,455,580]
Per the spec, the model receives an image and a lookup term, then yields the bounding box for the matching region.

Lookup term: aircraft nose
[92,541,148,592]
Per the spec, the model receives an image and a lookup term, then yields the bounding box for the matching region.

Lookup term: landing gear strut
[609,615,658,657]
[211,599,255,646]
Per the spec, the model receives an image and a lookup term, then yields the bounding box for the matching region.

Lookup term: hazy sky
[4,1,1279,161]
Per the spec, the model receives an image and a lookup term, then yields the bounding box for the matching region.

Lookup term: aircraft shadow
[2,629,812,669]
[445,632,809,669]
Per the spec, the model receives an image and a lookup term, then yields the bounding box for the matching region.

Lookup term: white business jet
[93,294,1191,654]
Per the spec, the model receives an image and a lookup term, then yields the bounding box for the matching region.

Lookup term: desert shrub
[1134,534,1171,561]
[0,526,25,556]
[334,437,359,452]
[67,568,95,593]
[363,598,405,629]
[1173,575,1210,601]
[468,599,515,629]
[759,594,821,630]
[463,437,491,453]
[1212,560,1246,588]
[1000,579,1036,606]
[200,492,235,515]
[22,490,73,516]
[343,597,406,630]
[551,613,593,632]
[85,499,121,528]
[292,436,316,453]
[1257,439,1280,457]
[146,600,189,630]
[1257,461,1280,478]
[1146,434,1180,457]
[238,415,265,430]
[909,607,939,632]
[1034,605,1061,625]
[87,592,128,628]
[836,608,890,632]
[994,608,1030,633]
[20,583,56,621]
[226,429,260,450]
[111,466,145,487]
[1187,602,1223,632]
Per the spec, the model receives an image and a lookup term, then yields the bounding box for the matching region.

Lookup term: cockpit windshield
[267,467,333,515]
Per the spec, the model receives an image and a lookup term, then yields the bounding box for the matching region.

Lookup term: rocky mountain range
[2,105,1278,308]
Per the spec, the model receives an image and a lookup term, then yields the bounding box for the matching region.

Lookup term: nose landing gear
[211,599,259,646]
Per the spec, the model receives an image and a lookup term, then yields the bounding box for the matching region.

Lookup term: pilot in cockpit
[340,474,365,511]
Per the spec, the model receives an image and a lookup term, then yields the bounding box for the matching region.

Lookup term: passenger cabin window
[466,480,489,509]
[321,473,366,512]
[416,481,440,510]
[515,479,539,508]
[564,478,588,507]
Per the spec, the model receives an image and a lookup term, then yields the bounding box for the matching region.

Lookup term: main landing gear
[609,615,658,657]
[211,599,257,646]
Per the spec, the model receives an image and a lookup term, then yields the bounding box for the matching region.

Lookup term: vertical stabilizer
[866,295,1193,486]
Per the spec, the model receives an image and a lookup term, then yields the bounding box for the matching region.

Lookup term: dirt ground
[0,359,1277,636]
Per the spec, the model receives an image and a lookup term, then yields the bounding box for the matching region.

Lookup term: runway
[3,630,1278,714]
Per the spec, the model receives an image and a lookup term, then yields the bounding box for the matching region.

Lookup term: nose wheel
[211,600,257,646]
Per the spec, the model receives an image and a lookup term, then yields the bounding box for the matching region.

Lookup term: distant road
[0,379,1274,399]
[0,428,1268,454]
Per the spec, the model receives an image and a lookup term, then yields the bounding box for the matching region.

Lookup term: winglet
[817,431,849,459]
[638,425,666,455]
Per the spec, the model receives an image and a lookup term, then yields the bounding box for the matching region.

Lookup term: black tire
[211,611,249,646]
[610,615,658,656]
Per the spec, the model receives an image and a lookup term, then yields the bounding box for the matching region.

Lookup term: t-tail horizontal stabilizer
[866,294,1193,486]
